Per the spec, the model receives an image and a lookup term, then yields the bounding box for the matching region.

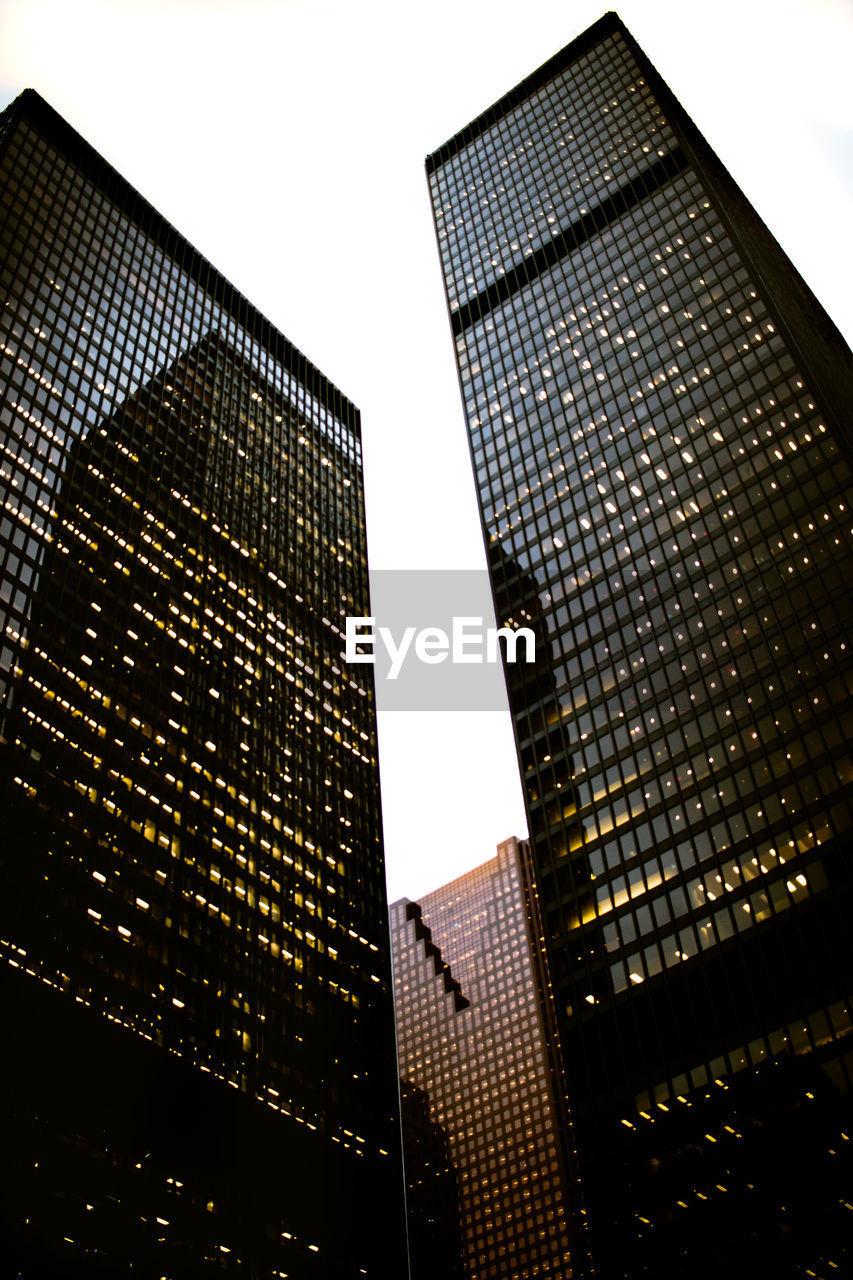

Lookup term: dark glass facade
[399,1080,466,1280]
[0,89,407,1277]
[427,15,853,1278]
[391,837,580,1279]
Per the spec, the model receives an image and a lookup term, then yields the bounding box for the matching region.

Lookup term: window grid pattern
[428,15,853,1277]
[0,91,404,1278]
[431,23,852,1040]
[391,839,577,1280]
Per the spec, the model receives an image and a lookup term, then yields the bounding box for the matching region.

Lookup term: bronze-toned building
[391,837,579,1279]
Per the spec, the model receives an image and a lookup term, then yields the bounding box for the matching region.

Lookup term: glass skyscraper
[427,15,853,1278]
[0,89,407,1277]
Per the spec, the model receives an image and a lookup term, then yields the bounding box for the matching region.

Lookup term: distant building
[427,13,853,1277]
[0,89,407,1277]
[391,837,579,1279]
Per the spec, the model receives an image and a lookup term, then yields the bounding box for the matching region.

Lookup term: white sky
[1,0,851,901]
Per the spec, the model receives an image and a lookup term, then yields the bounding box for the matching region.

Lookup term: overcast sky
[2,0,852,901]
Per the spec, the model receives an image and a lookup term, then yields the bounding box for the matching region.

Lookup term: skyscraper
[391,837,580,1279]
[427,15,853,1277]
[0,89,407,1277]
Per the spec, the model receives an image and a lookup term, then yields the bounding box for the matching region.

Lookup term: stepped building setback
[392,837,579,1279]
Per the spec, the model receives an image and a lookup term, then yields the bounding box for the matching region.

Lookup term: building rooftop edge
[6,88,360,429]
[425,11,622,172]
[390,836,527,911]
